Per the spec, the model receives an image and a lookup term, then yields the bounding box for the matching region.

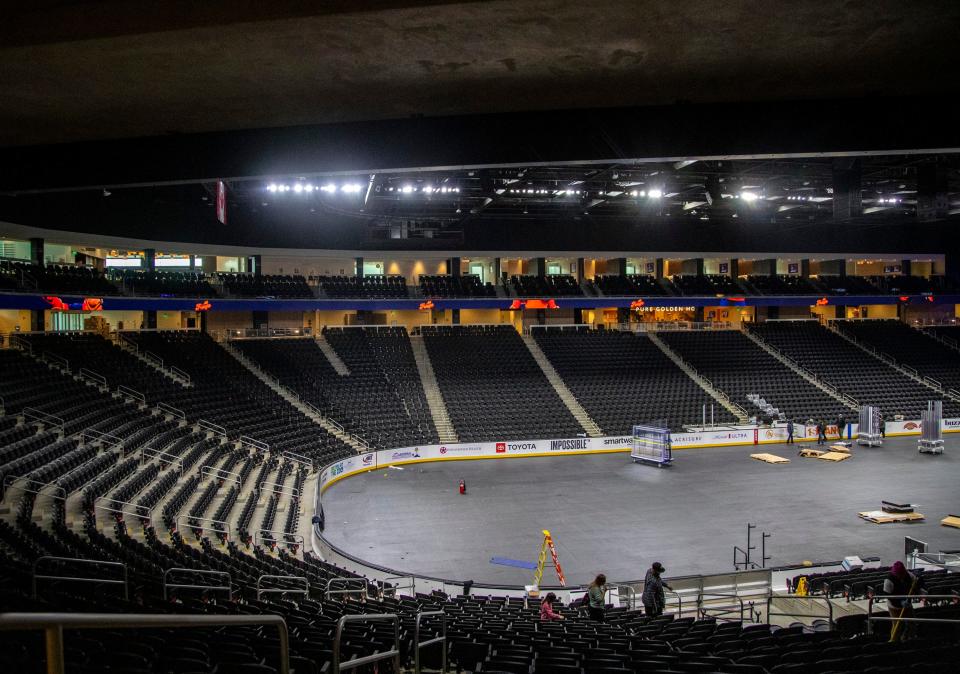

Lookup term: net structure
[631,424,672,467]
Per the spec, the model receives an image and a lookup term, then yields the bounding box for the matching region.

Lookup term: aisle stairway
[522,335,603,437]
[646,332,750,424]
[219,340,368,453]
[315,334,351,375]
[409,335,458,443]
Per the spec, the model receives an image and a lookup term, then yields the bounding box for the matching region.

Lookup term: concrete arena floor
[321,437,960,585]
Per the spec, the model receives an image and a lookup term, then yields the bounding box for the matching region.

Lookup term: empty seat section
[419,274,495,297]
[534,328,737,433]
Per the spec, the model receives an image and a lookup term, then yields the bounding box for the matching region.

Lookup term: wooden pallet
[941,515,960,529]
[829,443,852,453]
[798,447,824,458]
[818,451,852,462]
[858,510,925,524]
[751,452,790,464]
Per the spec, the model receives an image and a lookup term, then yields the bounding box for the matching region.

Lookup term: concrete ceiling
[4,0,959,147]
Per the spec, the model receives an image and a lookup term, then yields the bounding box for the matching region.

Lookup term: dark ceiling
[4,0,960,148]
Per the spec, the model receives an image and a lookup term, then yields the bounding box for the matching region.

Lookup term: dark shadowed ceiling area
[3,0,960,147]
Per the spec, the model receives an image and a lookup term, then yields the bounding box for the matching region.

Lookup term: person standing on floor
[586,574,606,621]
[786,419,794,444]
[817,420,827,445]
[641,562,672,617]
[836,414,846,440]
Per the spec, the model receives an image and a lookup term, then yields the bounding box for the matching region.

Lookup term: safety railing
[381,575,417,599]
[282,450,315,471]
[157,402,185,420]
[94,496,153,522]
[23,407,65,432]
[414,610,447,674]
[332,614,400,674]
[176,514,230,539]
[117,385,146,403]
[256,575,310,600]
[162,568,232,600]
[254,530,305,550]
[766,592,834,629]
[259,480,300,499]
[199,419,227,438]
[2,474,66,501]
[696,591,747,623]
[0,612,290,674]
[117,331,139,352]
[140,446,184,473]
[240,435,270,452]
[42,351,70,371]
[170,365,192,385]
[326,578,368,600]
[78,368,107,387]
[924,376,943,391]
[866,594,960,635]
[81,429,124,453]
[143,350,164,368]
[33,557,128,600]
[202,465,242,485]
[10,334,33,354]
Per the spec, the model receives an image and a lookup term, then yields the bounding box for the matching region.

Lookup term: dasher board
[751,453,790,464]
[818,452,852,462]
[941,515,960,529]
[858,510,925,524]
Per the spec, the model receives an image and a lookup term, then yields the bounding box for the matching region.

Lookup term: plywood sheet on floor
[819,452,852,462]
[751,453,790,464]
[859,510,925,524]
[798,448,824,458]
[941,515,960,529]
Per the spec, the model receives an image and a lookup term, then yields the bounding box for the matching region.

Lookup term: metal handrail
[143,350,164,368]
[866,594,960,635]
[696,591,746,622]
[201,465,242,485]
[0,612,289,674]
[157,402,185,419]
[240,435,270,452]
[281,450,315,470]
[117,385,146,403]
[22,407,65,432]
[140,446,184,473]
[415,610,447,674]
[33,557,128,600]
[42,352,70,371]
[199,419,227,438]
[169,365,192,384]
[256,575,309,600]
[332,613,400,674]
[177,513,230,537]
[162,568,232,600]
[326,578,368,600]
[259,480,300,499]
[381,575,416,599]
[78,368,107,387]
[2,475,67,501]
[81,429,123,452]
[766,592,834,628]
[94,495,153,521]
[254,529,305,550]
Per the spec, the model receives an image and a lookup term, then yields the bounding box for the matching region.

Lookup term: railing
[924,376,943,391]
[326,578,368,600]
[281,450,315,471]
[198,419,227,438]
[2,474,66,501]
[240,435,270,452]
[78,368,107,387]
[259,480,300,499]
[696,591,748,623]
[10,334,33,354]
[157,402,185,420]
[143,350,164,368]
[162,568,232,600]
[866,595,960,635]
[225,327,313,339]
[332,614,400,674]
[140,446,184,473]
[414,610,447,674]
[381,575,416,599]
[170,365,192,385]
[254,530,305,550]
[201,465,243,485]
[41,351,70,371]
[605,584,638,610]
[94,496,153,522]
[766,592,834,629]
[256,575,309,600]
[117,385,146,403]
[0,612,290,674]
[33,557,128,600]
[176,514,230,539]
[117,331,139,353]
[81,429,123,453]
[23,407,65,432]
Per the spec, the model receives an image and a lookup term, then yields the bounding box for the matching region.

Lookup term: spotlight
[267,184,278,193]
[402,185,414,194]
[304,184,314,192]
[342,184,362,193]
[740,191,758,202]
[293,183,303,193]
[648,189,663,199]
[320,184,336,193]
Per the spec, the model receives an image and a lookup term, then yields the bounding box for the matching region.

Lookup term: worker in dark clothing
[641,562,672,617]
[878,411,885,438]
[817,420,827,445]
[786,420,794,444]
[836,415,846,440]
[883,561,923,641]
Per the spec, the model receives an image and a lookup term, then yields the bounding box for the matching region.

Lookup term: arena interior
[2,3,960,674]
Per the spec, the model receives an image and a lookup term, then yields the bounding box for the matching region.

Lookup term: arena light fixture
[648,188,663,199]
[267,184,278,193]
[341,184,362,193]
[293,183,303,193]
[304,184,314,193]
[320,184,336,193]
[402,185,414,194]
[740,191,758,202]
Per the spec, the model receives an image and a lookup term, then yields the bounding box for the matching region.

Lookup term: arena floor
[320,436,960,585]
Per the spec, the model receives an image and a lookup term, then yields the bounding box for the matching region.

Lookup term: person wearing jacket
[883,561,923,641]
[539,592,565,621]
[641,562,672,616]
[586,574,606,621]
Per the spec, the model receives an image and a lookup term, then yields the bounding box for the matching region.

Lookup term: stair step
[522,335,603,437]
